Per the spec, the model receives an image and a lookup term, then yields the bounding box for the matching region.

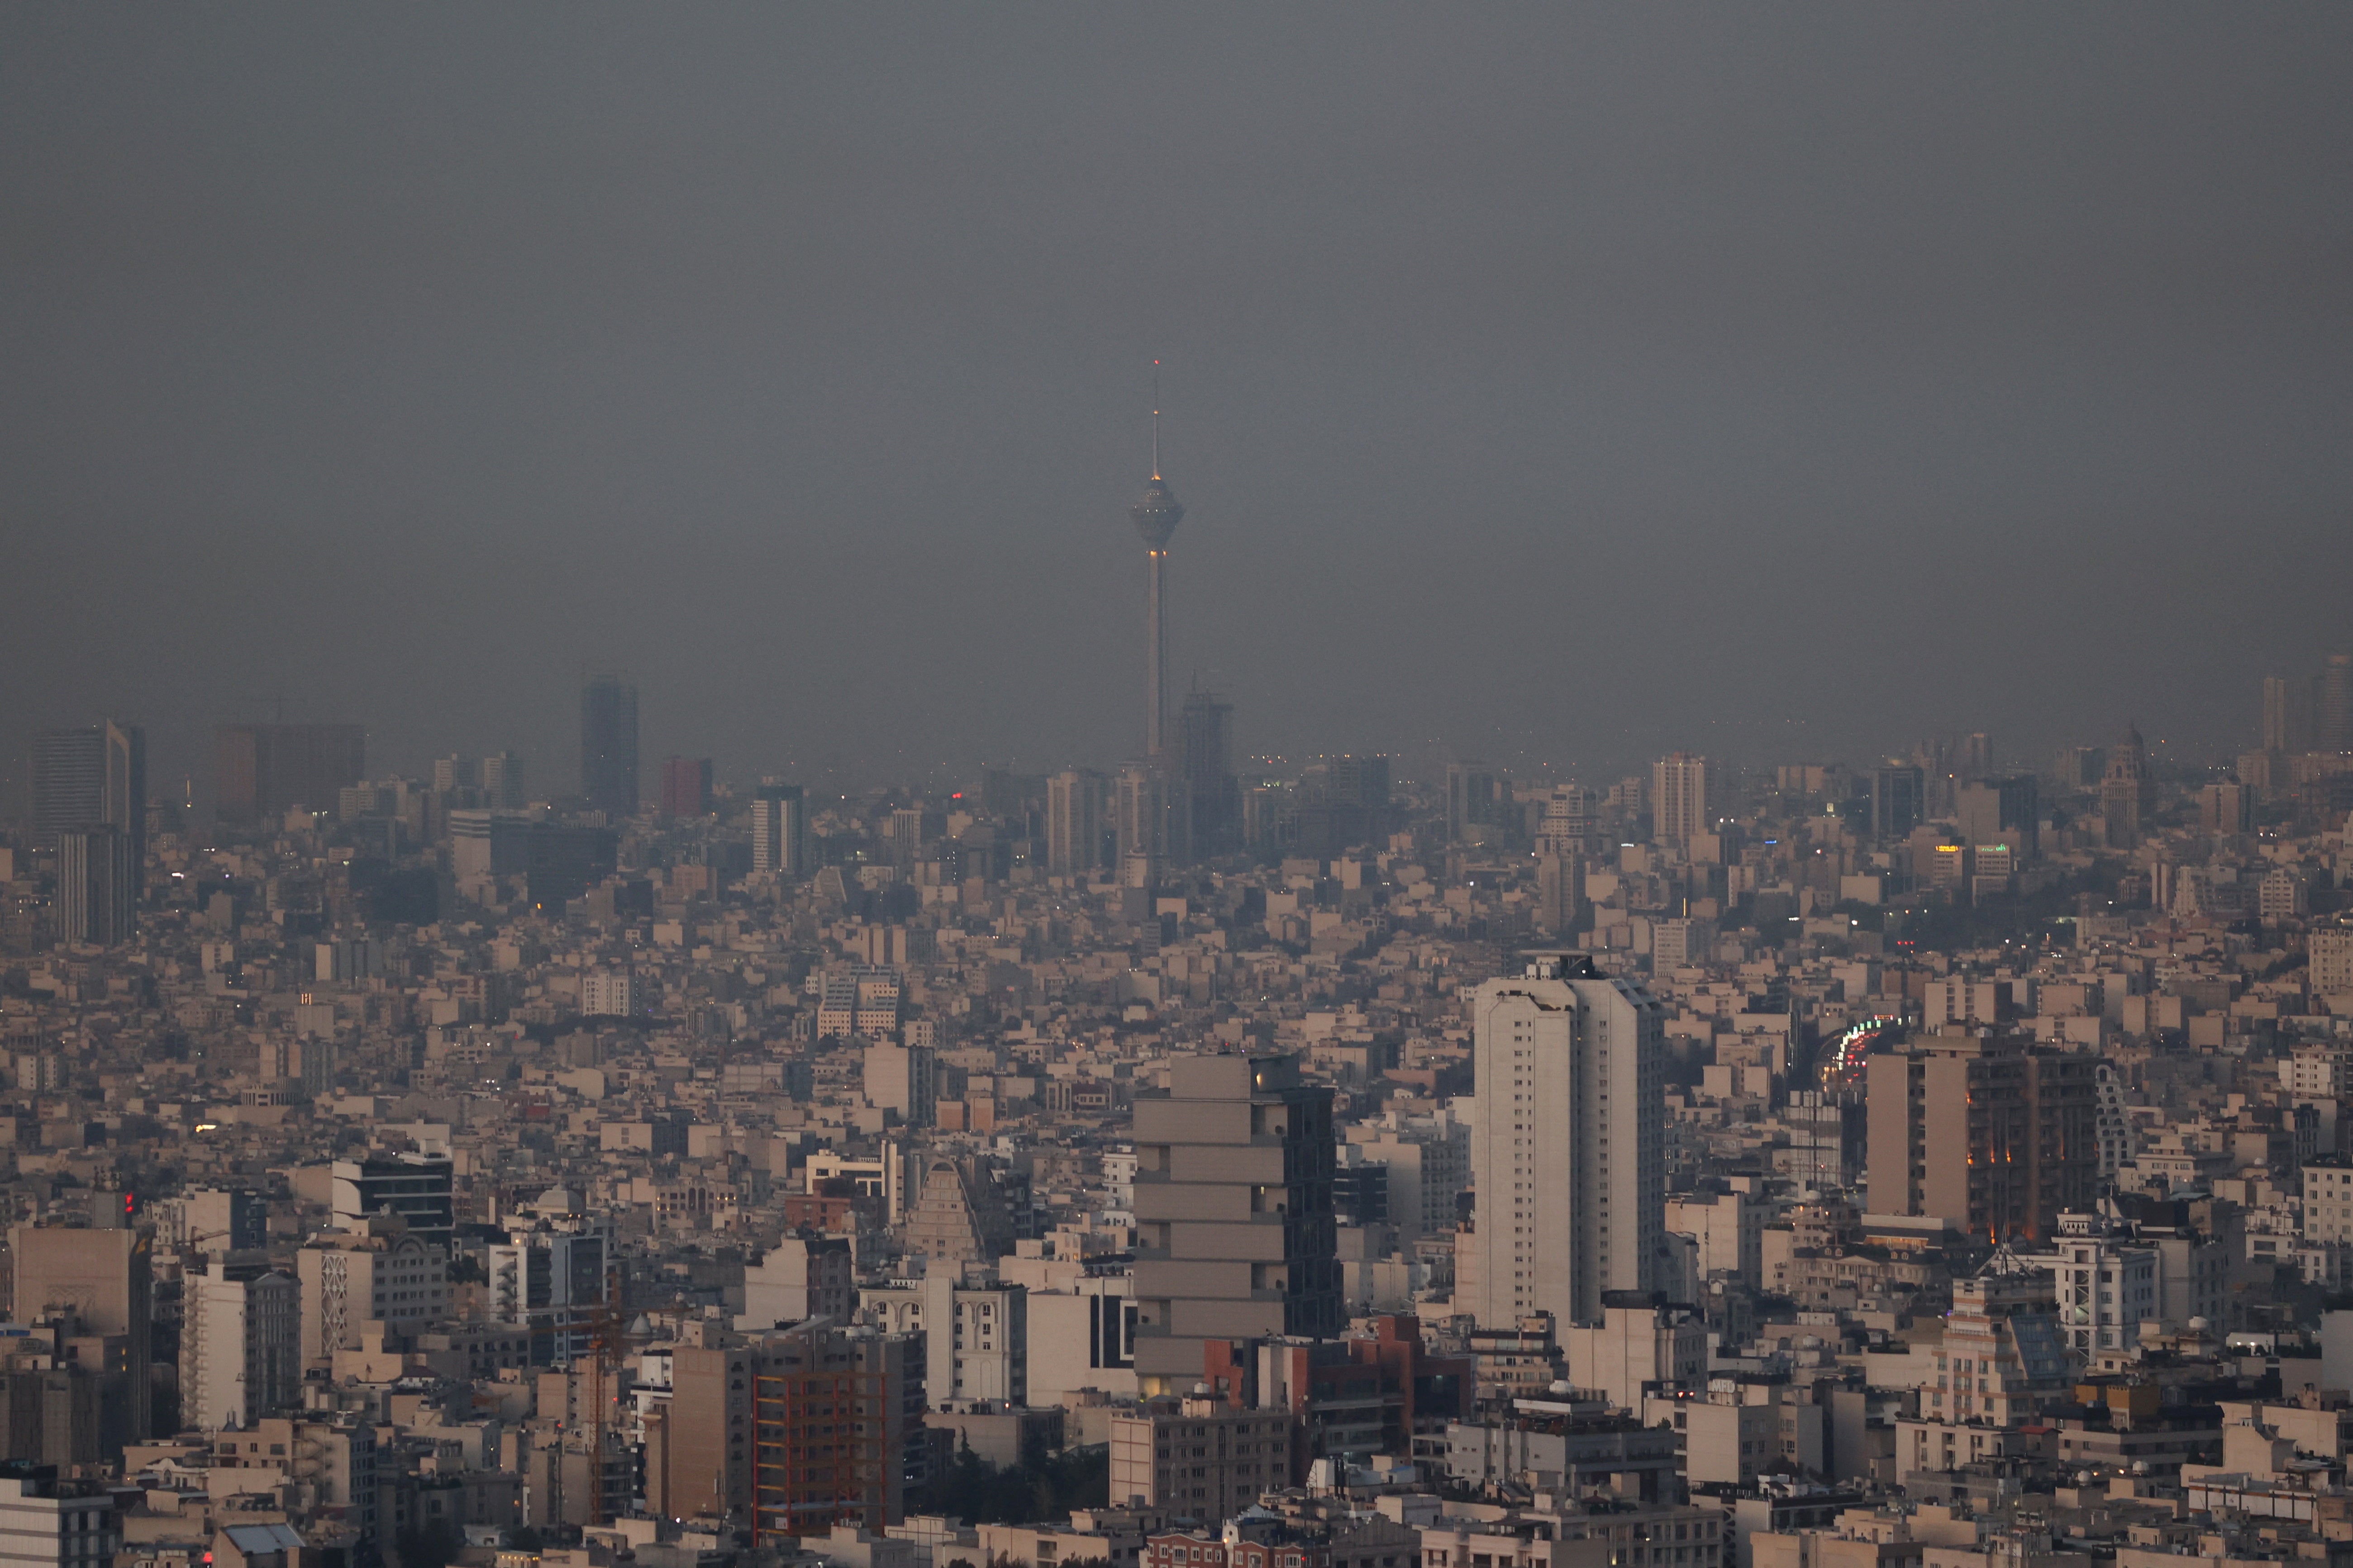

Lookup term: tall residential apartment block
[2050,1213,2157,1356]
[181,1262,300,1430]
[655,1327,919,1539]
[751,783,809,877]
[1131,1054,1341,1393]
[1651,754,1707,844]
[1864,1030,2098,1244]
[581,967,637,1018]
[1467,955,1667,1328]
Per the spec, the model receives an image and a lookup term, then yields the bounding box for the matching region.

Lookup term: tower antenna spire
[1127,362,1183,763]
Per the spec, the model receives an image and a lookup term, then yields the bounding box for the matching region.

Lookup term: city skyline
[12,664,2353,827]
[8,10,2353,1560]
[4,8,2348,805]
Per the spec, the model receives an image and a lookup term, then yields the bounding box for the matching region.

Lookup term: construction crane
[582,1261,630,1528]
[539,1260,632,1532]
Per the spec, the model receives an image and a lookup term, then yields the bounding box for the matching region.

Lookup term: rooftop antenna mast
[1151,360,1162,480]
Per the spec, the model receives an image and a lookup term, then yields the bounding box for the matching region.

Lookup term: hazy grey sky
[5,5,2348,801]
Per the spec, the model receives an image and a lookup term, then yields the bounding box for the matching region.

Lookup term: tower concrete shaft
[1127,409,1184,762]
[1147,548,1167,757]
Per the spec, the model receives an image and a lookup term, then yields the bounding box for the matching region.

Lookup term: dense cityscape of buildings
[5,445,2353,1568]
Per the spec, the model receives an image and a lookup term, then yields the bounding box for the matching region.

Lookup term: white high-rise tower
[1469,953,1667,1327]
[1652,752,1708,844]
[750,782,807,877]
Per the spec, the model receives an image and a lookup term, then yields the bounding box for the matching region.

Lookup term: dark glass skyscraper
[1872,763,1925,846]
[35,722,145,884]
[580,675,640,817]
[1177,689,1237,860]
[33,727,106,847]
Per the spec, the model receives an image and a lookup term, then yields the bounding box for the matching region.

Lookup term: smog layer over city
[1,9,2352,1568]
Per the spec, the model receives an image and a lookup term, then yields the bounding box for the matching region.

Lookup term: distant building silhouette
[1652,752,1708,844]
[749,783,808,877]
[579,676,639,816]
[33,727,105,848]
[1045,770,1107,877]
[1115,762,1177,888]
[2100,725,2154,848]
[216,723,362,824]
[1446,761,1503,846]
[57,825,135,946]
[1872,762,1925,846]
[2322,654,2353,753]
[480,750,525,809]
[660,755,713,817]
[1294,754,1389,856]
[33,722,143,882]
[2263,674,2294,753]
[1957,775,2039,860]
[1538,784,1599,860]
[1176,690,1237,860]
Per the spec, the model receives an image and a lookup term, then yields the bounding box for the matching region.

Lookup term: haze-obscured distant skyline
[5,6,2348,807]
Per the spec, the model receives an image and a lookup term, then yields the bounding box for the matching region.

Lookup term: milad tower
[1127,382,1185,760]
